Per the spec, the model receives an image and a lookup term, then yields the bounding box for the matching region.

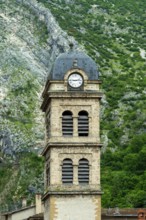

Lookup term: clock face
[68,73,83,88]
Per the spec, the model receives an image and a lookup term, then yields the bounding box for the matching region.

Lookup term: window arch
[62,111,73,136]
[62,159,73,184]
[78,158,89,184]
[78,111,89,136]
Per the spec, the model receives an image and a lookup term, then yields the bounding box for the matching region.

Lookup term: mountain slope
[37,0,146,208]
[0,0,146,209]
[0,0,75,209]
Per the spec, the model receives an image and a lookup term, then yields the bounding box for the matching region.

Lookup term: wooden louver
[62,159,73,184]
[78,159,89,184]
[78,111,89,136]
[62,111,73,136]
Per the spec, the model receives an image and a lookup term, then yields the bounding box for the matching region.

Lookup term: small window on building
[62,111,73,136]
[46,163,50,186]
[78,111,89,136]
[62,159,73,184]
[78,159,89,184]
[46,108,51,137]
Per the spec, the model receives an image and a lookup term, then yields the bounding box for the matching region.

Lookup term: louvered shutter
[46,163,50,186]
[78,111,89,136]
[78,159,89,184]
[62,159,73,184]
[46,109,51,137]
[62,111,73,136]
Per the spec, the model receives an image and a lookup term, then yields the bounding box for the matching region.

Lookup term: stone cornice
[41,91,103,111]
[42,80,102,98]
[42,190,103,201]
[48,91,103,98]
[41,142,103,156]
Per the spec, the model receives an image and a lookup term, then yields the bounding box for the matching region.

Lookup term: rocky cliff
[0,0,78,209]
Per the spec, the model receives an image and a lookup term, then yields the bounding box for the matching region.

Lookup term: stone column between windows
[73,164,78,185]
[89,116,91,136]
[73,117,78,137]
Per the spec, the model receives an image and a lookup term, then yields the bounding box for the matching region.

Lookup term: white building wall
[56,196,98,220]
[11,207,35,220]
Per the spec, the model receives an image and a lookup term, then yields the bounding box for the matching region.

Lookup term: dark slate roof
[50,50,99,80]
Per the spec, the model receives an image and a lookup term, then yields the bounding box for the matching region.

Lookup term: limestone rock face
[0,0,78,206]
[0,0,78,158]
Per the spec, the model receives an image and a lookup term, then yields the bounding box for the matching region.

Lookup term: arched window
[62,111,73,136]
[78,159,89,184]
[46,163,50,186]
[46,108,51,137]
[78,111,89,136]
[62,159,73,184]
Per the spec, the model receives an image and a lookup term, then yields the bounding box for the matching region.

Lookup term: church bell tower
[41,46,103,220]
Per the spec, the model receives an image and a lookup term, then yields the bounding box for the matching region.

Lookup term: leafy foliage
[101,134,146,207]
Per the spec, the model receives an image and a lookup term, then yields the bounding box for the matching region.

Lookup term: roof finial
[69,42,74,51]
[73,59,78,67]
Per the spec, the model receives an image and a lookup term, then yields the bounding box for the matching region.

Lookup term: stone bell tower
[41,45,103,220]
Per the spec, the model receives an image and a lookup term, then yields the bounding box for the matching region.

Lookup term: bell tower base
[43,194,101,220]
